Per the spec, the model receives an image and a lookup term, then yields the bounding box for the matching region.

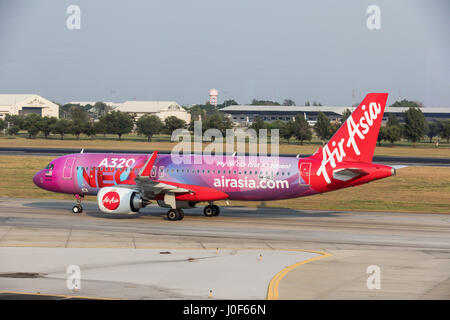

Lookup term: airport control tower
[209,88,218,106]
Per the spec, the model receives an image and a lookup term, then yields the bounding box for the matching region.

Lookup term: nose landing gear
[72,194,84,214]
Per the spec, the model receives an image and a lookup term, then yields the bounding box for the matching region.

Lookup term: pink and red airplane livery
[33,93,395,221]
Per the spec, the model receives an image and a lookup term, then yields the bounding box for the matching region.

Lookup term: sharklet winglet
[138,151,158,178]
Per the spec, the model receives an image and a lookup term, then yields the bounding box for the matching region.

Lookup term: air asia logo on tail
[102,191,120,210]
[314,93,388,184]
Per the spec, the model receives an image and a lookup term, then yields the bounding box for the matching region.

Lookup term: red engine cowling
[97,187,145,214]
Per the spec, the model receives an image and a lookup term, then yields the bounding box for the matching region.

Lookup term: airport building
[114,100,191,123]
[0,94,59,118]
[221,105,450,126]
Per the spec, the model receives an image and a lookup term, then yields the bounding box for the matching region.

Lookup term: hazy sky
[0,0,448,107]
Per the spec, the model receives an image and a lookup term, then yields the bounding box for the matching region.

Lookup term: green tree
[249,116,266,131]
[136,115,164,142]
[5,114,25,132]
[7,126,20,136]
[425,121,438,143]
[251,99,280,106]
[377,126,387,146]
[23,113,42,139]
[385,125,402,145]
[52,119,72,140]
[292,115,312,145]
[220,99,238,108]
[389,99,423,109]
[387,114,400,127]
[203,113,232,135]
[0,118,5,134]
[329,121,340,137]
[94,119,108,138]
[70,121,83,140]
[69,106,90,140]
[279,120,295,144]
[189,103,218,118]
[70,106,89,123]
[341,109,352,123]
[282,99,296,106]
[82,122,97,139]
[93,102,112,118]
[437,120,450,143]
[403,107,426,144]
[314,112,331,141]
[104,111,135,140]
[164,116,187,134]
[39,116,57,138]
[59,103,82,119]
[189,105,207,122]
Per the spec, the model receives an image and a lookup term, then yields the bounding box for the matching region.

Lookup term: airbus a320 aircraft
[33,93,395,221]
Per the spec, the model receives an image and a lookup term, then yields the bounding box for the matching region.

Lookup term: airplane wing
[133,151,190,194]
[332,168,369,181]
[128,152,228,207]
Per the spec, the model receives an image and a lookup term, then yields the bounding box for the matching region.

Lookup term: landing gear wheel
[204,205,215,217]
[167,209,184,221]
[73,194,84,214]
[72,205,83,214]
[213,205,220,216]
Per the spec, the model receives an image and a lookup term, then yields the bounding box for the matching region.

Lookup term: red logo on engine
[102,191,120,210]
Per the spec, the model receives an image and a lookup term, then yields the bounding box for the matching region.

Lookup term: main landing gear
[204,204,220,217]
[167,209,184,221]
[72,194,84,214]
[166,203,221,221]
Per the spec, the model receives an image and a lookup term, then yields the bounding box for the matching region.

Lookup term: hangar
[114,100,191,123]
[0,94,59,118]
[221,104,450,126]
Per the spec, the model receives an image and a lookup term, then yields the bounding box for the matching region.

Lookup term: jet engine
[97,187,146,214]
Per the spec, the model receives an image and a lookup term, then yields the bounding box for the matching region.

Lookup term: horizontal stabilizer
[333,168,368,181]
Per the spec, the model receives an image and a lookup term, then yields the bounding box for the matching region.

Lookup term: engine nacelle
[97,187,145,214]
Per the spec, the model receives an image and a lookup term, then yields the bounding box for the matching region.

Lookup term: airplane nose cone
[33,170,44,188]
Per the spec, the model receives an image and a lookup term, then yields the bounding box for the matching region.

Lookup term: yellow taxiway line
[266,250,332,300]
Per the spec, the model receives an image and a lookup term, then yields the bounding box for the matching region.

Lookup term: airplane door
[299,162,311,185]
[63,157,75,180]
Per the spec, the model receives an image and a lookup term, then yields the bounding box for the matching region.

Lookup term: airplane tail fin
[311,93,388,163]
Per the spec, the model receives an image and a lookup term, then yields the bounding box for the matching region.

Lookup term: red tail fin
[311,93,388,163]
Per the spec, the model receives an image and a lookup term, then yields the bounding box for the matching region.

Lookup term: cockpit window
[45,163,54,170]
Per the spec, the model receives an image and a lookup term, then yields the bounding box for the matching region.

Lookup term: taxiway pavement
[0,198,449,299]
